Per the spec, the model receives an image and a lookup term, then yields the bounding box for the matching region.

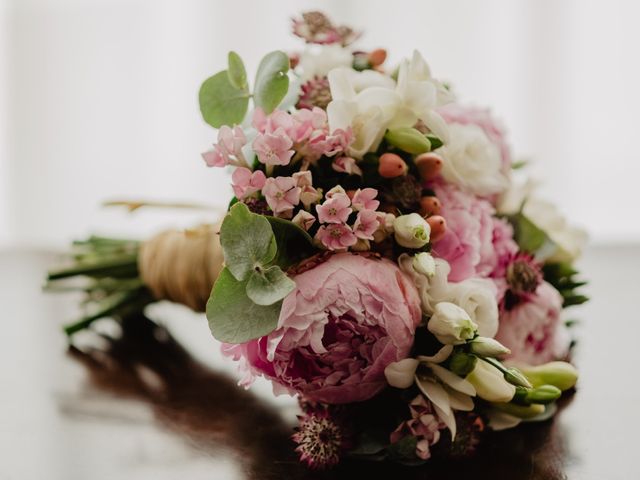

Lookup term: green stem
[47,256,138,281]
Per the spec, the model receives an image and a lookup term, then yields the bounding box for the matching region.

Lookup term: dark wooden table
[1,246,638,479]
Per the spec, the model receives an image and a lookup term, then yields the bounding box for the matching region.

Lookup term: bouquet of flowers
[47,11,588,469]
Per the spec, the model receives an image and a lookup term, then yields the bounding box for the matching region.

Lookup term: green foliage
[510,212,554,254]
[246,265,295,306]
[384,127,431,154]
[199,70,250,128]
[426,134,443,150]
[253,51,290,113]
[542,262,589,307]
[386,436,420,462]
[266,215,314,269]
[227,51,247,90]
[207,268,283,343]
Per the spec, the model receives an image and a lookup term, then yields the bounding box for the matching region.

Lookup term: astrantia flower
[297,76,333,110]
[502,252,543,309]
[223,253,422,403]
[293,408,344,469]
[315,223,357,250]
[495,282,570,366]
[261,176,301,216]
[316,193,352,224]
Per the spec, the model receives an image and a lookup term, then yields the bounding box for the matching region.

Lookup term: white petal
[486,410,522,431]
[430,364,476,397]
[421,110,450,144]
[415,376,451,417]
[384,358,419,388]
[433,402,457,440]
[446,387,474,411]
[417,344,454,364]
[327,67,356,100]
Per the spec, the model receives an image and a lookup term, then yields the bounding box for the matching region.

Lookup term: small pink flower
[353,209,380,240]
[316,193,352,224]
[291,107,327,143]
[231,167,266,199]
[292,210,316,231]
[315,224,357,250]
[351,188,380,211]
[202,145,229,167]
[253,129,295,166]
[292,170,313,187]
[262,176,301,215]
[332,156,362,176]
[218,125,246,156]
[300,185,322,210]
[322,128,353,157]
[390,396,443,461]
[252,108,294,135]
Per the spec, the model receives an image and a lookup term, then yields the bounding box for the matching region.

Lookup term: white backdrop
[1,0,639,248]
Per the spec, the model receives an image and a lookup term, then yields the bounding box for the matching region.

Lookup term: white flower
[437,123,509,196]
[393,213,431,248]
[469,337,511,357]
[522,198,587,263]
[398,254,451,314]
[447,277,499,338]
[372,212,396,243]
[298,44,352,81]
[428,302,477,345]
[327,50,451,158]
[466,359,516,403]
[413,252,436,277]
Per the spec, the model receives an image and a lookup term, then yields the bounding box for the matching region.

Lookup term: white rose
[522,198,587,263]
[428,302,478,345]
[298,44,352,81]
[466,359,516,403]
[437,123,509,196]
[393,213,431,248]
[447,277,499,338]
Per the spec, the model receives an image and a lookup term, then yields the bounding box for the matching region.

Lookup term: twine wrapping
[138,223,223,312]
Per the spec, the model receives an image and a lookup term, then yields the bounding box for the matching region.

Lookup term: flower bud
[470,337,511,357]
[466,360,516,403]
[517,361,578,391]
[426,215,446,242]
[419,196,441,217]
[412,252,436,277]
[378,153,408,178]
[393,213,430,248]
[291,210,316,231]
[428,302,477,345]
[368,48,387,67]
[384,358,419,388]
[384,127,431,154]
[415,153,443,181]
[504,367,533,388]
[492,402,545,419]
[526,385,562,404]
[449,351,478,377]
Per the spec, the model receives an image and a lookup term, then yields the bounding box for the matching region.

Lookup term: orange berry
[419,196,441,217]
[368,48,387,67]
[427,215,447,242]
[415,153,443,181]
[378,153,407,178]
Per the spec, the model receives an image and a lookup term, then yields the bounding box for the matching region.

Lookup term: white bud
[469,337,511,357]
[428,302,477,345]
[413,252,436,277]
[466,360,516,403]
[393,213,431,248]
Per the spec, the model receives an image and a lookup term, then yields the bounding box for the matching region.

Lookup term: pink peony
[495,282,570,366]
[437,103,512,174]
[430,181,518,282]
[223,253,422,403]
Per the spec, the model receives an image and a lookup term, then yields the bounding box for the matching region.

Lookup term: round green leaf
[384,127,431,154]
[246,265,295,306]
[199,70,250,128]
[207,267,281,344]
[220,203,276,281]
[253,51,290,114]
[266,216,314,269]
[227,51,248,90]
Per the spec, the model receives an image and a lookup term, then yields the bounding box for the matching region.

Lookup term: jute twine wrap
[138,223,224,312]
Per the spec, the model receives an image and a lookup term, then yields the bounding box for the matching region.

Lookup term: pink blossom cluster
[202,125,248,168]
[314,188,380,251]
[390,396,444,460]
[252,107,352,166]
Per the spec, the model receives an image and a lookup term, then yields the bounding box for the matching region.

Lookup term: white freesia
[437,123,509,196]
[522,197,588,263]
[469,337,511,357]
[428,302,477,345]
[393,213,431,248]
[398,254,453,314]
[446,277,499,338]
[327,50,451,158]
[298,44,352,81]
[466,359,516,403]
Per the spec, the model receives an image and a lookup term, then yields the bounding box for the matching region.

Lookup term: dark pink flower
[223,253,422,403]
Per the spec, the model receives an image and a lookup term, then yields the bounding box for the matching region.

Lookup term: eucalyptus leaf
[384,127,431,154]
[511,212,553,254]
[220,203,276,281]
[266,216,314,269]
[227,51,248,91]
[207,267,282,343]
[253,51,290,113]
[199,70,250,128]
[246,265,295,306]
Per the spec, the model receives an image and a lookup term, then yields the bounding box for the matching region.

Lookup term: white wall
[1,0,639,248]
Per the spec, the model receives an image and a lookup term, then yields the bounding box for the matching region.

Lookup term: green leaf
[199,70,250,128]
[511,212,553,253]
[246,265,295,306]
[387,436,418,461]
[426,134,443,150]
[207,267,282,343]
[220,203,276,281]
[227,51,248,90]
[253,51,290,114]
[266,216,314,269]
[384,127,431,154]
